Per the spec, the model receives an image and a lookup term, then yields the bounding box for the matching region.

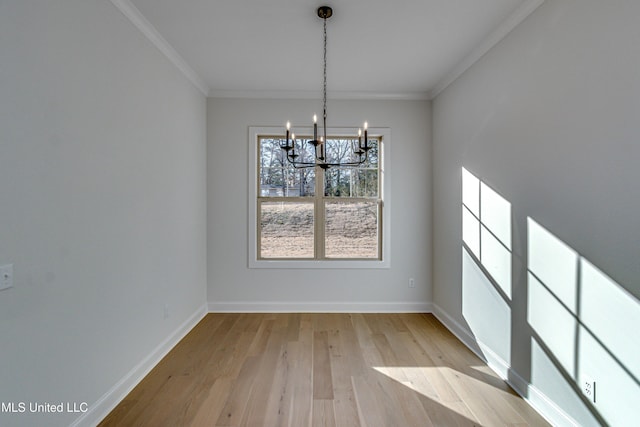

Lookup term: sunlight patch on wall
[461,167,512,299]
[528,271,576,374]
[462,207,480,257]
[463,248,512,364]
[578,259,640,427]
[480,226,512,299]
[461,167,512,365]
[527,217,640,427]
[579,259,639,380]
[480,182,511,250]
[530,338,600,427]
[528,218,578,312]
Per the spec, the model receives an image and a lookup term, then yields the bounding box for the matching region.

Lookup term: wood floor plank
[327,320,361,427]
[285,312,300,342]
[313,330,334,400]
[418,397,479,427]
[288,319,314,427]
[381,375,435,427]
[190,375,235,426]
[240,326,286,426]
[388,331,440,400]
[215,355,262,426]
[351,374,384,426]
[350,313,375,350]
[265,343,295,426]
[99,313,551,427]
[312,399,336,427]
[247,318,274,357]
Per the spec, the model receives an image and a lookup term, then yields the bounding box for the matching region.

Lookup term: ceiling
[120,0,543,99]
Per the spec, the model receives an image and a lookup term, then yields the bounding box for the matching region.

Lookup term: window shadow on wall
[460,166,639,427]
[527,218,639,427]
[461,167,513,368]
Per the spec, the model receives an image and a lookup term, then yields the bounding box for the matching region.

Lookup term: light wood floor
[99,313,550,426]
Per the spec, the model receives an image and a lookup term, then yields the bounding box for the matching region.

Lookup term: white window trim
[248,126,391,269]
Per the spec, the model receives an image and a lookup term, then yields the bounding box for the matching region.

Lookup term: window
[249,127,390,268]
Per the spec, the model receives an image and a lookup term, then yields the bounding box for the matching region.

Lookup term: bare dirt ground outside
[260,201,378,259]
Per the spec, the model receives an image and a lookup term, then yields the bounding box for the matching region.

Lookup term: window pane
[323,138,378,197]
[325,168,378,197]
[324,168,353,197]
[259,137,315,197]
[260,202,314,258]
[325,201,379,259]
[323,138,378,166]
[322,138,358,164]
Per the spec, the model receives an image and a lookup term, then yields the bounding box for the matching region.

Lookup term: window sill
[249,258,390,269]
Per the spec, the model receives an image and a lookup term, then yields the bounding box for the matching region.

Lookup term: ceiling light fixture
[281,6,370,170]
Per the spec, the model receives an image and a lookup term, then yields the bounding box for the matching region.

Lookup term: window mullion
[315,165,325,259]
[378,199,383,260]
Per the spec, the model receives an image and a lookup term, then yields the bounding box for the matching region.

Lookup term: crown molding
[429,0,545,99]
[110,0,543,101]
[208,89,431,101]
[109,0,209,96]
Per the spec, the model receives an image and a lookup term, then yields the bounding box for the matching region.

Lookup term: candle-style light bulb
[284,121,291,149]
[313,114,318,141]
[363,122,368,149]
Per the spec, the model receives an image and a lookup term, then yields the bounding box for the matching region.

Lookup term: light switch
[0,264,13,291]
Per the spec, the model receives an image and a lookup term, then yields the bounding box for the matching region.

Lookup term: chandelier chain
[323,15,328,130]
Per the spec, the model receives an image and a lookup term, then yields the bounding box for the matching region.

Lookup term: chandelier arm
[287,160,318,169]
[320,153,369,167]
[285,155,317,166]
[322,160,367,167]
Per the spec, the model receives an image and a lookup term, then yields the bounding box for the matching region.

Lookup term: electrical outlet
[582,376,596,403]
[0,264,13,291]
[163,304,170,319]
[409,278,415,288]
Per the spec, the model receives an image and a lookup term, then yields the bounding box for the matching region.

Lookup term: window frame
[249,126,391,269]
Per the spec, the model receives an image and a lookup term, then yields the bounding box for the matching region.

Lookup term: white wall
[208,98,431,311]
[433,0,640,426]
[0,2,207,426]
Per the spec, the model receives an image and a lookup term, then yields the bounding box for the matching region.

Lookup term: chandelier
[281,6,371,170]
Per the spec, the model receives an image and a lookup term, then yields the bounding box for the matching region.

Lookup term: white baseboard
[431,303,579,427]
[70,304,208,427]
[208,301,434,313]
